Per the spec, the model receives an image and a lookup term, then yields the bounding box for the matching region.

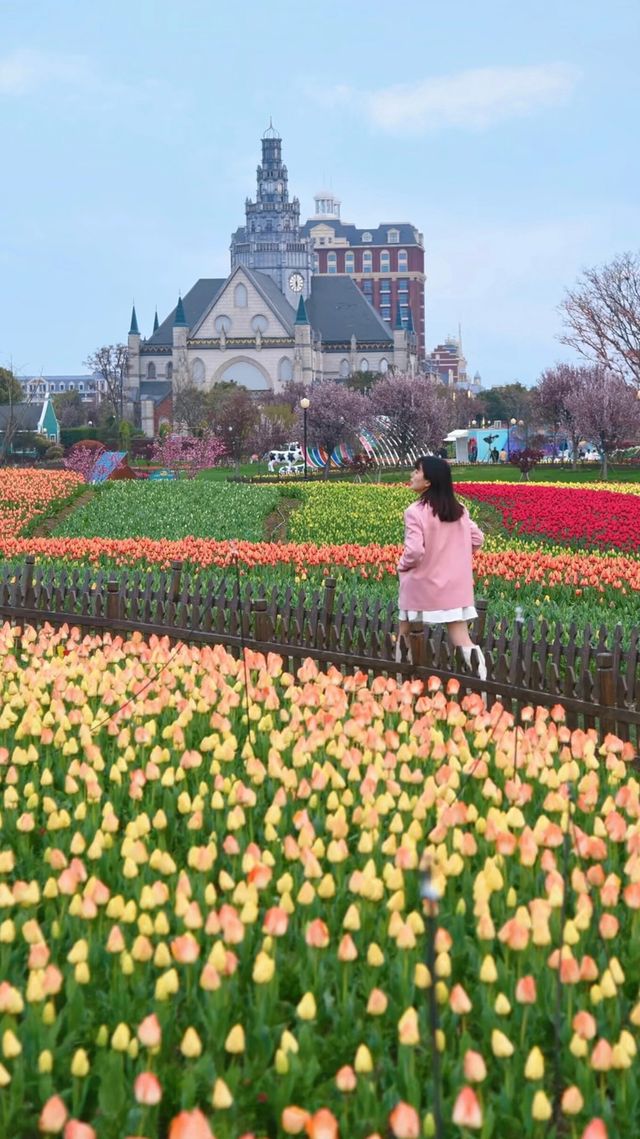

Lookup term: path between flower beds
[263,496,301,542]
[28,487,96,537]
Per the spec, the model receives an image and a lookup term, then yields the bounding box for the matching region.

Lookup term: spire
[295,295,309,325]
[174,295,187,328]
[153,308,159,334]
[129,304,139,336]
[394,305,404,331]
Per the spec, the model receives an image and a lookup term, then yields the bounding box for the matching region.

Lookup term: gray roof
[0,402,44,430]
[22,374,98,384]
[300,220,421,246]
[248,269,297,333]
[142,279,226,349]
[306,275,393,345]
[139,381,172,405]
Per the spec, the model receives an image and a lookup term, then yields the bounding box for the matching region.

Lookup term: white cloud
[314,64,579,135]
[0,48,91,97]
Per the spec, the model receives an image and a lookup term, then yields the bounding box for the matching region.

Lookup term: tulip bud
[224,1024,245,1054]
[296,992,316,1021]
[2,1030,21,1059]
[71,1048,90,1078]
[180,1028,203,1058]
[561,1086,584,1115]
[212,1078,233,1109]
[38,1049,53,1074]
[134,1071,162,1106]
[524,1046,545,1080]
[38,1095,68,1133]
[110,1023,131,1052]
[531,1090,552,1121]
[355,1044,374,1073]
[491,1029,514,1058]
[275,1048,289,1074]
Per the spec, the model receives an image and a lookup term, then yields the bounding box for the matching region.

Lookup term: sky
[0,0,639,387]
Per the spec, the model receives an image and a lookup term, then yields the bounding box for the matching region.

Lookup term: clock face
[289,272,304,293]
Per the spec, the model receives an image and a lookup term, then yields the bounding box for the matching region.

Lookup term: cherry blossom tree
[150,433,226,478]
[63,442,106,482]
[369,372,453,461]
[535,363,586,466]
[295,382,371,478]
[564,367,640,479]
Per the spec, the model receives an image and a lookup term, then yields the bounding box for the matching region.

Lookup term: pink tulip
[389,1102,420,1138]
[137,1013,162,1048]
[168,1110,215,1139]
[38,1096,68,1133]
[134,1072,162,1106]
[63,1123,96,1139]
[452,1087,483,1129]
[581,1122,608,1139]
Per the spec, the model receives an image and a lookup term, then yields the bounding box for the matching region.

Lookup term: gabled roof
[139,381,173,405]
[142,279,227,350]
[0,402,45,431]
[306,275,393,345]
[189,266,297,339]
[300,220,421,247]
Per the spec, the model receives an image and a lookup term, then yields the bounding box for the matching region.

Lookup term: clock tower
[230,122,314,303]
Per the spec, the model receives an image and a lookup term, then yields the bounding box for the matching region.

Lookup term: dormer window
[388,229,400,243]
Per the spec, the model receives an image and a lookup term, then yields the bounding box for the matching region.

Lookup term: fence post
[322,577,336,624]
[106,580,122,624]
[474,598,488,645]
[21,555,36,610]
[596,652,616,737]
[170,560,183,603]
[409,620,427,673]
[252,599,273,646]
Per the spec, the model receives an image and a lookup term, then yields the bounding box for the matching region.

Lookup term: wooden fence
[0,556,638,749]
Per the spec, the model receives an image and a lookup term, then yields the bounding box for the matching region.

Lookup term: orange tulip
[305,919,330,949]
[137,1013,162,1048]
[463,1050,487,1083]
[282,1107,311,1134]
[63,1123,96,1139]
[168,1109,215,1139]
[452,1086,483,1129]
[39,1095,68,1133]
[581,1122,608,1139]
[305,1108,339,1138]
[449,984,472,1014]
[389,1102,420,1138]
[515,975,537,1003]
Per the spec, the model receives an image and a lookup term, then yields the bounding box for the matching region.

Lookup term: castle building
[128,126,417,432]
[300,194,426,358]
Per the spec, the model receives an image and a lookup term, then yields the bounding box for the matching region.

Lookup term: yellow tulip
[224,1024,245,1054]
[524,1047,545,1080]
[212,1078,233,1108]
[296,992,317,1021]
[71,1049,90,1078]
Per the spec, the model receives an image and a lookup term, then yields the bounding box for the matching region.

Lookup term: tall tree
[534,363,585,466]
[172,384,209,434]
[559,251,640,386]
[0,367,23,405]
[369,372,453,460]
[564,367,640,479]
[52,390,87,428]
[206,386,258,464]
[295,381,370,478]
[84,344,129,421]
[477,382,536,424]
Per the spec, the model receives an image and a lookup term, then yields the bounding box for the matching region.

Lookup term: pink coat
[397,499,484,612]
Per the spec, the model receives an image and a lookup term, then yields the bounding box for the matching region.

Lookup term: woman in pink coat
[397,455,486,679]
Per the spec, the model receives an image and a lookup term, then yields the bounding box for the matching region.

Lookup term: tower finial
[153,308,159,334]
[174,295,187,328]
[129,303,139,336]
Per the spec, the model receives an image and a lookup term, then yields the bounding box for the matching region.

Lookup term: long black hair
[415,455,464,522]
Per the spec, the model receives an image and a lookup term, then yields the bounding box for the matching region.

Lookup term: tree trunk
[602,451,608,480]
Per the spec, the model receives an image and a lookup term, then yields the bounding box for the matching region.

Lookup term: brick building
[301,193,426,358]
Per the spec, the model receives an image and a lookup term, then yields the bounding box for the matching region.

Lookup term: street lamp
[508,417,516,458]
[300,397,310,480]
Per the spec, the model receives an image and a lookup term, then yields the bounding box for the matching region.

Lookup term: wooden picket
[0,555,638,749]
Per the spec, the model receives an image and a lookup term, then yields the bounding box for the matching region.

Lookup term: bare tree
[559,251,640,386]
[84,344,129,421]
[564,367,640,479]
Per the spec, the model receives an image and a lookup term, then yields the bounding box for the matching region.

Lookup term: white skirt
[398,605,478,624]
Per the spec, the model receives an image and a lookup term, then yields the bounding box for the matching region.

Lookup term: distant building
[425,337,470,388]
[20,374,106,404]
[0,397,60,452]
[301,195,426,358]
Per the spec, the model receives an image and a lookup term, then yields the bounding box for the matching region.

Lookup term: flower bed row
[0,468,82,538]
[0,625,634,1138]
[458,484,640,553]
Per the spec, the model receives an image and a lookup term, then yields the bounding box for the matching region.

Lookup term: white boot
[462,644,487,682]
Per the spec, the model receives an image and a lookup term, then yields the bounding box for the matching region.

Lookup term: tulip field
[0,468,639,1138]
[0,624,638,1139]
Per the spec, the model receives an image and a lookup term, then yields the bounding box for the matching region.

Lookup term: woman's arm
[397,508,425,572]
[469,516,484,549]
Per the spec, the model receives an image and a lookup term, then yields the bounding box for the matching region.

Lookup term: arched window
[147,362,156,379]
[362,250,372,273]
[215,314,231,335]
[69,382,75,389]
[191,358,205,385]
[166,362,173,380]
[278,357,293,383]
[59,383,65,392]
[251,314,269,334]
[234,283,248,308]
[379,358,389,373]
[360,358,369,372]
[387,228,399,243]
[398,249,408,272]
[380,250,390,273]
[339,359,350,379]
[327,252,337,274]
[345,251,355,274]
